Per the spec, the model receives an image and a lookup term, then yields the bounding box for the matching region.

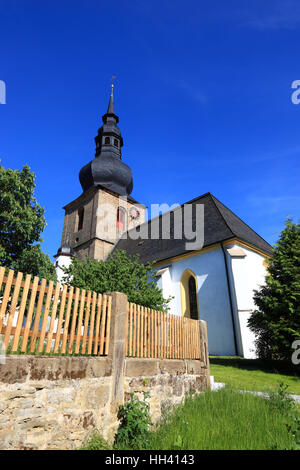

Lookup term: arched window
[114,138,119,147]
[78,207,84,231]
[105,137,110,145]
[117,207,126,231]
[180,269,199,319]
[188,276,198,320]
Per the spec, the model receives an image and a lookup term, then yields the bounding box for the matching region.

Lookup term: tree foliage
[0,164,56,280]
[62,250,171,311]
[248,219,300,360]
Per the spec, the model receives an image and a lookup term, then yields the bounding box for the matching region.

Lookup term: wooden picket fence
[0,267,111,355]
[0,265,203,360]
[125,302,202,360]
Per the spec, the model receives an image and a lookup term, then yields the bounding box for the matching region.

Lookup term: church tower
[56,85,146,263]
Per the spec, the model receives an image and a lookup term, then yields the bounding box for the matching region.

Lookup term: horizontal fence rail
[0,267,111,356]
[126,302,202,360]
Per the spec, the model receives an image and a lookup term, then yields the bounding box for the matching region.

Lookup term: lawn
[138,388,296,450]
[210,356,300,395]
[82,387,299,450]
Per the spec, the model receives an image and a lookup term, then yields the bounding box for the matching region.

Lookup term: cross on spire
[107,76,116,114]
[110,75,116,90]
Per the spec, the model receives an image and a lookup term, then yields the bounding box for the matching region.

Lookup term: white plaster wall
[157,248,236,356]
[160,268,173,307]
[237,310,257,359]
[55,255,73,283]
[226,244,267,358]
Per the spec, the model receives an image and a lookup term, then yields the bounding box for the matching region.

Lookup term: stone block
[86,358,112,378]
[0,356,28,384]
[125,359,158,377]
[17,417,47,430]
[159,359,186,375]
[46,388,75,404]
[8,387,35,399]
[83,383,110,408]
[0,430,13,449]
[185,360,202,375]
[171,377,183,397]
[16,408,43,420]
[18,399,34,409]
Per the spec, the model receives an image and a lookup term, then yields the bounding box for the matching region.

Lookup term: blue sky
[0,0,299,260]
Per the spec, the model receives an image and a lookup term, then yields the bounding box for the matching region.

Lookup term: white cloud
[241,0,300,31]
[247,195,300,214]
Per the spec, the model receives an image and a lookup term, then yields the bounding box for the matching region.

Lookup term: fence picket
[45,282,61,353]
[0,266,5,292]
[30,278,47,353]
[137,305,140,357]
[87,292,97,355]
[38,280,54,353]
[95,294,103,355]
[12,273,31,351]
[3,271,23,350]
[53,284,68,353]
[125,302,129,356]
[129,303,133,357]
[141,306,144,358]
[68,287,80,354]
[61,285,74,354]
[99,294,107,355]
[22,276,39,352]
[133,303,137,357]
[104,295,112,355]
[81,290,92,354]
[0,269,14,333]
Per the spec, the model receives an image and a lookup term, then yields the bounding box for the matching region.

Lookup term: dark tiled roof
[113,192,273,264]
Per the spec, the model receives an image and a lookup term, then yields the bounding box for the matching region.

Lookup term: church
[54,85,273,359]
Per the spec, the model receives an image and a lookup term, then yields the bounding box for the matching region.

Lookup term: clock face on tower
[129,207,140,221]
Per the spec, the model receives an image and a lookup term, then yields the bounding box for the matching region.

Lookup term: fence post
[108,292,128,414]
[199,320,209,368]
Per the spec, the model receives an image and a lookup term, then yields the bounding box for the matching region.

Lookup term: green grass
[80,433,111,450]
[147,388,296,450]
[81,387,299,450]
[210,356,300,395]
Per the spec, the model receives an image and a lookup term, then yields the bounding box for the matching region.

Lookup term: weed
[114,392,152,450]
[268,382,296,414]
[286,415,300,450]
[80,432,111,450]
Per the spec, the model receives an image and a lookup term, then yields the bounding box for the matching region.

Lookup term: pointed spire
[107,83,115,114]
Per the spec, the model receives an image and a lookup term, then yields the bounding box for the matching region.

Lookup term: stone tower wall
[61,186,145,261]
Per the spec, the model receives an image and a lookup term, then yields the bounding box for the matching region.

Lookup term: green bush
[114,392,152,450]
[62,250,171,310]
[248,218,300,360]
[0,164,56,281]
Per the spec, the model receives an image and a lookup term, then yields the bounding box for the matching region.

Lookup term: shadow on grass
[209,356,300,378]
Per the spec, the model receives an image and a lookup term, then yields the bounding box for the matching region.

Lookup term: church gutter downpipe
[221,242,238,356]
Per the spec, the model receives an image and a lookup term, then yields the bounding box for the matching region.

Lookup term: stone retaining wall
[0,292,210,450]
[0,355,209,450]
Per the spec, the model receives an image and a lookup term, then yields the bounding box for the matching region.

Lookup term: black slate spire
[107,84,115,114]
[79,85,133,196]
